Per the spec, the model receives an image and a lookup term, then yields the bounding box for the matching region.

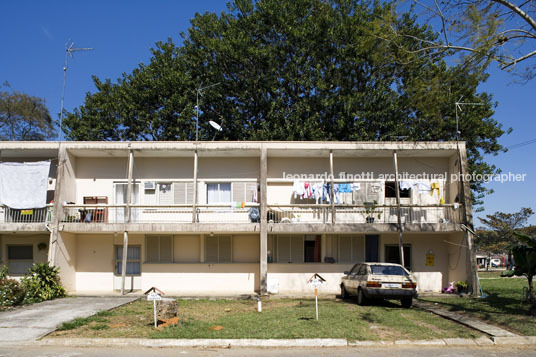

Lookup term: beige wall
[75,234,115,291]
[142,263,259,293]
[267,264,354,293]
[133,157,194,180]
[174,235,200,263]
[198,157,259,179]
[55,232,77,291]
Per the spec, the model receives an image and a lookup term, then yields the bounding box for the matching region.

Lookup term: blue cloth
[338,183,352,193]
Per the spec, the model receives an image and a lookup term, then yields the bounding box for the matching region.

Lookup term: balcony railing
[61,204,260,224]
[267,204,463,224]
[0,205,53,224]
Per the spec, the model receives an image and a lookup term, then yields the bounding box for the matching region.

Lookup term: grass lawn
[421,275,535,336]
[49,298,480,341]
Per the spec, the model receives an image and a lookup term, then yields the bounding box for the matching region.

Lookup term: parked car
[490,258,501,268]
[340,262,417,308]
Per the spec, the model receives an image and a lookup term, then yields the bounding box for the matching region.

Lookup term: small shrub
[0,273,26,307]
[21,263,66,304]
[501,270,515,277]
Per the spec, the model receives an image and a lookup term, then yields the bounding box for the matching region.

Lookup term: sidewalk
[413,300,518,337]
[0,296,138,343]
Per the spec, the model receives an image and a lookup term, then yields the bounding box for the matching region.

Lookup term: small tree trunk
[527,275,536,316]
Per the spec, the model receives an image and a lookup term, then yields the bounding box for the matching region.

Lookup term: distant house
[0,141,477,295]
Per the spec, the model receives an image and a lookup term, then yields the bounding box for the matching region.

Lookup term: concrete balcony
[0,205,53,232]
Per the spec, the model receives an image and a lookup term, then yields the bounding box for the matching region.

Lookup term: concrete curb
[25,336,536,348]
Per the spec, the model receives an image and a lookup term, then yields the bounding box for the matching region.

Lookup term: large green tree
[63,0,508,207]
[0,82,55,141]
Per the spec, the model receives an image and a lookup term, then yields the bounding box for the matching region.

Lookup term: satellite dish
[209,121,222,131]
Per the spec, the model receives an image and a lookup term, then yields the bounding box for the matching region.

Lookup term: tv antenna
[195,82,220,141]
[59,41,93,141]
[454,96,484,140]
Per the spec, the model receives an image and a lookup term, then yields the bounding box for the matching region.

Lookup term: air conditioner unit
[144,181,156,190]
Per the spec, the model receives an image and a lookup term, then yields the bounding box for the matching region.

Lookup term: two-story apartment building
[0,141,478,296]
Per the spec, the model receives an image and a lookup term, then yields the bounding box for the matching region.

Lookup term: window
[146,235,173,263]
[207,183,231,203]
[143,182,178,205]
[7,245,33,275]
[205,235,232,263]
[384,245,411,270]
[338,235,363,263]
[115,246,141,275]
[276,235,303,263]
[385,182,410,198]
[358,264,368,275]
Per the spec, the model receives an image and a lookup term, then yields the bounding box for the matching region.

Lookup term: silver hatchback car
[340,262,417,308]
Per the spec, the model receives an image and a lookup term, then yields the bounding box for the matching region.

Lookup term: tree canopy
[63,0,509,207]
[389,0,536,80]
[476,207,534,252]
[0,82,55,141]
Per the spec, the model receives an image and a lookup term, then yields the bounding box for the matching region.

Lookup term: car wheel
[341,284,349,299]
[401,297,412,308]
[357,288,367,306]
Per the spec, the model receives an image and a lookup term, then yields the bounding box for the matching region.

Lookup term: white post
[315,289,319,320]
[153,300,157,328]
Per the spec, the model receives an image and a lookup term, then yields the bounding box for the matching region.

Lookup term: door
[113,245,142,291]
[365,235,379,262]
[114,183,139,223]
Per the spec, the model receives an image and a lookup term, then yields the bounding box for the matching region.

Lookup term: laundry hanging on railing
[292,180,361,204]
[0,161,51,209]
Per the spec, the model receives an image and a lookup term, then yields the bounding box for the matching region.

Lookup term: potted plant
[364,200,381,223]
[455,280,468,294]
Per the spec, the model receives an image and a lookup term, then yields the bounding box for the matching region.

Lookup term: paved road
[0,297,138,342]
[0,345,535,357]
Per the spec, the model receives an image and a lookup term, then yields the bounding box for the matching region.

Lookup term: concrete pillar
[48,143,66,266]
[457,142,479,296]
[200,234,205,263]
[321,234,327,263]
[120,231,129,295]
[259,146,268,295]
[329,150,335,224]
[126,148,134,223]
[392,150,405,268]
[192,149,198,223]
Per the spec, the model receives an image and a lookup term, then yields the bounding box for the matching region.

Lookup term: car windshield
[370,265,408,276]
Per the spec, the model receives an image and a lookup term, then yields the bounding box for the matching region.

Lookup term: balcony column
[121,148,134,295]
[329,150,335,224]
[259,146,268,295]
[48,144,66,266]
[192,149,198,223]
[457,143,478,296]
[126,148,134,223]
[392,150,405,268]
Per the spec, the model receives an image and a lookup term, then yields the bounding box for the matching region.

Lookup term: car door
[355,264,369,291]
[346,264,361,294]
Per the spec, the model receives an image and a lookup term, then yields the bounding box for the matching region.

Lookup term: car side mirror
[343,271,349,275]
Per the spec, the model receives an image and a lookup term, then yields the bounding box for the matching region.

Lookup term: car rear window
[370,265,408,276]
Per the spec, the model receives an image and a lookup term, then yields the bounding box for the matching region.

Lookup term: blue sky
[0,0,534,225]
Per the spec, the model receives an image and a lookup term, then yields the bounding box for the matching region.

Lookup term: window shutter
[158,183,173,205]
[174,183,186,204]
[232,182,245,202]
[146,236,159,262]
[291,236,304,263]
[277,236,291,263]
[186,182,194,204]
[205,235,219,262]
[219,236,232,263]
[246,182,257,202]
[339,236,351,262]
[159,236,172,263]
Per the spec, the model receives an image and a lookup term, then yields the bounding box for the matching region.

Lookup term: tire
[357,288,367,306]
[401,297,413,308]
[341,284,349,299]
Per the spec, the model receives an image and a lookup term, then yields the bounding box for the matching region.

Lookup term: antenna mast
[454,96,484,141]
[59,41,93,141]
